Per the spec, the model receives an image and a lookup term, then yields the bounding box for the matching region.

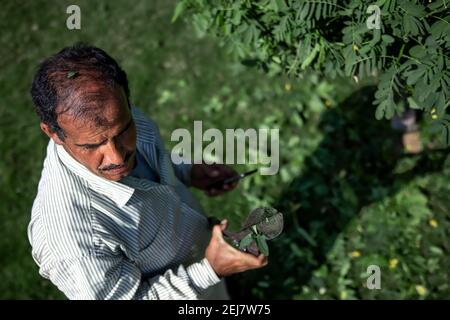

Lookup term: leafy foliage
[175,0,450,144]
[227,86,450,299]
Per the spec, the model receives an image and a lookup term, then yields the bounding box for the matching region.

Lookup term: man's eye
[82,145,98,150]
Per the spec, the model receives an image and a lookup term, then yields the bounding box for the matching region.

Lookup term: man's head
[31,43,136,181]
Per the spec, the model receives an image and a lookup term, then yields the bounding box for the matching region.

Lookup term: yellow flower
[350,250,361,258]
[415,285,427,296]
[284,83,292,92]
[389,258,399,269]
[431,107,438,120]
[429,219,438,228]
[352,44,359,52]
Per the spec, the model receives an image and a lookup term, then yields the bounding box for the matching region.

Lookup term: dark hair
[30,43,130,140]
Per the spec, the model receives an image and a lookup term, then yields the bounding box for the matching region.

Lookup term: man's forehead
[57,85,130,139]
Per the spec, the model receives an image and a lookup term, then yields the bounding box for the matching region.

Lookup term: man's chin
[101,170,131,181]
[99,165,132,181]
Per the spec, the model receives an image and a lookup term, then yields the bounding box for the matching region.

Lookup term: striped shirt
[28,106,229,300]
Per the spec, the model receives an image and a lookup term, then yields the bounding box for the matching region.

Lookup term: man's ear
[40,122,64,145]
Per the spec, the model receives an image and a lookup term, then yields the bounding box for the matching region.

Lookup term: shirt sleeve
[49,254,220,300]
[131,106,193,187]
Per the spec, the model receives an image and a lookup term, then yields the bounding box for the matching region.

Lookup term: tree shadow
[226,85,448,299]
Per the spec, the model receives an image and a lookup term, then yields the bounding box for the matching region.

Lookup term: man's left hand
[191,163,238,197]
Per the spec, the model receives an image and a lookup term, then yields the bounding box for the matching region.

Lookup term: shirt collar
[55,141,136,208]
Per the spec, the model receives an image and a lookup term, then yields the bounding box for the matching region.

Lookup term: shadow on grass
[226,86,448,299]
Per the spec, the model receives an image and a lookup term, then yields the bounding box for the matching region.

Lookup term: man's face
[46,83,137,181]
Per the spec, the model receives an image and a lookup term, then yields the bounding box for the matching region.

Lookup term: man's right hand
[205,219,268,277]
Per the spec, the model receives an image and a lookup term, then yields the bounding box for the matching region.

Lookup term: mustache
[99,151,134,172]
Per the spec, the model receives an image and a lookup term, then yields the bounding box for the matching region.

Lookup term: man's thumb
[212,224,225,244]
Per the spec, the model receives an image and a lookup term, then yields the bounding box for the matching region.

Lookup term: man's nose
[102,140,126,165]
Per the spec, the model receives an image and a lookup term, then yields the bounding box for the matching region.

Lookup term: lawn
[0,0,448,299]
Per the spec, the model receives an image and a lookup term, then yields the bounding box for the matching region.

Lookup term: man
[28,43,267,300]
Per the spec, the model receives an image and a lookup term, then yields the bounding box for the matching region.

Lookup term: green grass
[1,0,448,300]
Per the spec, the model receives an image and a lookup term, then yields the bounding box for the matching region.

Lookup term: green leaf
[172,1,187,23]
[67,71,77,78]
[382,35,395,44]
[439,118,450,145]
[239,233,254,250]
[256,234,269,256]
[295,226,317,247]
[268,0,280,12]
[289,243,303,258]
[275,0,288,11]
[297,2,310,21]
[406,67,426,86]
[407,97,421,110]
[315,3,322,20]
[430,246,444,256]
[402,2,426,18]
[430,20,449,38]
[403,15,421,36]
[231,11,242,25]
[343,46,356,76]
[301,42,320,70]
[375,98,395,120]
[409,46,426,59]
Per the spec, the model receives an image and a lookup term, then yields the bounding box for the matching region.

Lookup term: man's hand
[205,220,268,277]
[191,163,238,197]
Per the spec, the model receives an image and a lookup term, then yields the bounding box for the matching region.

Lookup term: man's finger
[257,254,268,265]
[208,168,220,178]
[220,219,228,231]
[212,225,225,243]
[236,251,266,267]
